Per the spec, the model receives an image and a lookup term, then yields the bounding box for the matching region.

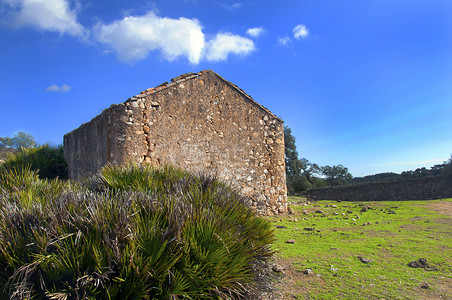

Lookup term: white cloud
[246,26,265,38]
[278,36,291,46]
[205,32,255,61]
[293,24,308,39]
[3,0,85,37]
[46,84,71,92]
[94,11,205,64]
[95,11,255,64]
[222,2,242,11]
[1,2,256,64]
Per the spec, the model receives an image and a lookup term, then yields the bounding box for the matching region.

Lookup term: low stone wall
[307,176,452,202]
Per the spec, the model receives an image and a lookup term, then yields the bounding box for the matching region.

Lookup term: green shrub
[0,164,275,299]
[0,144,68,180]
[0,148,18,164]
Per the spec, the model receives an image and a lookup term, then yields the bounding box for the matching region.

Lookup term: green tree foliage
[1,144,68,180]
[353,172,401,184]
[0,131,36,149]
[443,154,452,181]
[353,157,452,184]
[321,164,353,186]
[284,126,302,178]
[0,164,275,299]
[284,126,335,194]
[401,162,449,179]
[300,157,321,185]
[284,126,313,195]
[0,137,13,148]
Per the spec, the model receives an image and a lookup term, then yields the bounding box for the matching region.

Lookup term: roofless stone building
[64,70,287,215]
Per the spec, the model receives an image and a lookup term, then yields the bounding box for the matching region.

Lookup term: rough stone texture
[307,176,452,202]
[64,70,287,215]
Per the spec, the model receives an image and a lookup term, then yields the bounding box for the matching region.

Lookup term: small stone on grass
[420,282,430,289]
[272,264,285,274]
[358,256,373,264]
[304,269,314,275]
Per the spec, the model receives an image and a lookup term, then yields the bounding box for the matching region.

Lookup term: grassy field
[267,197,452,299]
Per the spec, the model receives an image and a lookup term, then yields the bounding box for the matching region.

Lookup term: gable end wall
[64,70,287,215]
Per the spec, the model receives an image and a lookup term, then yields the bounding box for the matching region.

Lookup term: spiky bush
[0,164,275,299]
[1,144,68,180]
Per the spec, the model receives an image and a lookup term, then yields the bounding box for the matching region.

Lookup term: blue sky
[1,0,451,177]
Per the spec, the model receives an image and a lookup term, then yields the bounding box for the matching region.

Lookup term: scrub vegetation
[1,133,450,299]
[0,165,275,299]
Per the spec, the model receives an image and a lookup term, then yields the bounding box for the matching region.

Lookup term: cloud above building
[94,11,255,63]
[94,11,206,64]
[1,0,256,64]
[205,32,255,61]
[2,0,85,37]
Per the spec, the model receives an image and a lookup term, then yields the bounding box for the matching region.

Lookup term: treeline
[0,132,68,179]
[0,131,36,163]
[353,159,452,184]
[284,126,452,195]
[0,131,36,149]
[284,126,353,195]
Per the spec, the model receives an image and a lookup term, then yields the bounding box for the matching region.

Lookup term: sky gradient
[1,0,451,177]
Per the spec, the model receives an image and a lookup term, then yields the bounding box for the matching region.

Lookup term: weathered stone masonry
[64,70,287,215]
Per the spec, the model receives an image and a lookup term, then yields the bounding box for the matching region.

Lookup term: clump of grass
[0,164,275,299]
[0,144,68,180]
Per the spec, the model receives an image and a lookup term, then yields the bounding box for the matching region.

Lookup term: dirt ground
[425,200,452,218]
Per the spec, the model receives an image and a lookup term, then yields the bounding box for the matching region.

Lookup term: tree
[321,164,353,186]
[0,132,36,149]
[444,154,452,181]
[284,126,314,195]
[300,157,320,184]
[0,137,13,148]
[12,132,36,149]
[284,126,302,178]
[284,126,328,194]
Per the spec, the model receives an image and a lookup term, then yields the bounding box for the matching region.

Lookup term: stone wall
[307,176,452,202]
[64,70,287,215]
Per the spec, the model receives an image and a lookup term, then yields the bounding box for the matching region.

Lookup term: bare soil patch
[264,257,325,300]
[425,200,452,218]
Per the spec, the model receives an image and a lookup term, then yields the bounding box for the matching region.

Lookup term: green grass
[269,197,452,299]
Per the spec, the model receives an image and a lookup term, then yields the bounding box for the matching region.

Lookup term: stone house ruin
[64,70,287,215]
